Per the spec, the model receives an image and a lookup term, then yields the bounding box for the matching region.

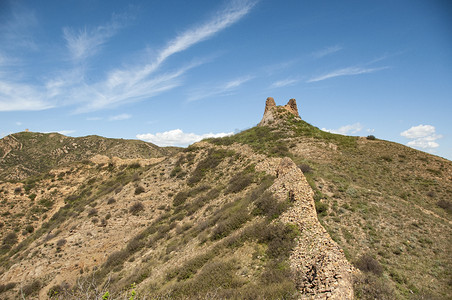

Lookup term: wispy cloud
[322,123,363,135]
[156,1,256,69]
[401,124,442,150]
[63,26,117,62]
[108,113,131,121]
[307,66,389,83]
[261,59,298,76]
[270,78,299,88]
[312,45,342,58]
[63,11,133,62]
[188,75,254,101]
[137,129,233,147]
[0,1,256,113]
[0,81,54,111]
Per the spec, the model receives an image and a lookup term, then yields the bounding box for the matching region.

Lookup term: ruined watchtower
[258,97,301,126]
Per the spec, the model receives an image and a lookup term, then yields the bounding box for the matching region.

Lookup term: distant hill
[0,99,450,299]
[0,131,179,181]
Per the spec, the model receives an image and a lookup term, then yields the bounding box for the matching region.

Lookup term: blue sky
[1,0,451,159]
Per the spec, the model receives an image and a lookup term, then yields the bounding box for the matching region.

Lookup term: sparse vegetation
[22,279,41,297]
[134,185,145,195]
[437,200,452,213]
[355,253,383,276]
[129,202,145,215]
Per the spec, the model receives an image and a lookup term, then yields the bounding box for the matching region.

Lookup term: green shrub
[355,253,383,276]
[127,237,145,253]
[134,185,145,195]
[187,149,234,185]
[353,273,394,300]
[47,282,70,298]
[56,239,67,247]
[88,208,98,217]
[437,200,452,213]
[128,163,141,169]
[104,250,128,268]
[315,200,328,216]
[0,282,16,293]
[257,223,298,260]
[254,191,289,220]
[25,225,34,234]
[3,232,18,245]
[129,202,145,215]
[298,164,313,173]
[22,279,41,296]
[173,191,189,206]
[225,172,254,194]
[169,259,245,297]
[366,135,376,140]
[211,209,250,240]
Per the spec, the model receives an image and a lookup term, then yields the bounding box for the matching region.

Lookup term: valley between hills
[0,98,450,299]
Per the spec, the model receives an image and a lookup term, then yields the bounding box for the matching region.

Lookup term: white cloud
[43,130,75,135]
[406,139,439,149]
[16,121,22,126]
[312,45,342,58]
[136,129,233,147]
[401,124,442,150]
[322,123,363,135]
[400,124,435,139]
[108,113,131,121]
[63,12,128,62]
[307,66,389,83]
[63,26,114,62]
[188,75,254,101]
[270,78,298,88]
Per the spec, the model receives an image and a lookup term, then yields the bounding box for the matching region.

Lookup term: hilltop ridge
[0,132,180,181]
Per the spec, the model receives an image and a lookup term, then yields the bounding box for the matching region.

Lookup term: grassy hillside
[208,114,452,299]
[0,142,305,299]
[0,131,179,181]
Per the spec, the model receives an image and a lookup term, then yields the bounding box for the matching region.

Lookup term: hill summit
[259,97,301,126]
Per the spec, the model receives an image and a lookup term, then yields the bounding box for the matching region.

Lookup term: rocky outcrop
[258,97,301,126]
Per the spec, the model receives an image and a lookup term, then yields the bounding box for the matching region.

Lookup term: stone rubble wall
[257,157,356,299]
